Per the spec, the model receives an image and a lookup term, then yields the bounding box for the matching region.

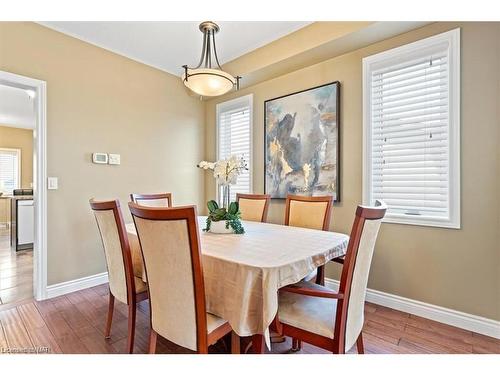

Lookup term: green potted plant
[204,200,244,234]
[197,155,247,234]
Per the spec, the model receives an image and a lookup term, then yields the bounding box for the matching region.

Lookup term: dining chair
[284,194,334,286]
[236,193,271,222]
[130,192,172,207]
[275,200,387,354]
[128,203,233,354]
[89,199,148,354]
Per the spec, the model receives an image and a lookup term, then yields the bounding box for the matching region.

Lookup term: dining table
[126,216,349,352]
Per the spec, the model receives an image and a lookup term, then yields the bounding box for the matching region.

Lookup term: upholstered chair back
[130,193,172,208]
[129,204,206,351]
[236,193,271,222]
[90,199,132,304]
[336,200,386,353]
[285,195,333,230]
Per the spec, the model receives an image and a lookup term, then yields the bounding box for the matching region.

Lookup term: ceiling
[38,22,311,76]
[0,84,35,129]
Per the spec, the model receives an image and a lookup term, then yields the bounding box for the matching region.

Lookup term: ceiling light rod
[182,21,241,96]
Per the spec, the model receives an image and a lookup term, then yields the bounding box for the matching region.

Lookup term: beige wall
[0,22,206,285]
[0,125,33,189]
[205,22,500,320]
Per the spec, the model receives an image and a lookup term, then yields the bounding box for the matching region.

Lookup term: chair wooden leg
[104,293,115,339]
[251,334,264,354]
[356,332,364,354]
[231,332,241,354]
[291,338,302,352]
[126,302,136,354]
[148,330,157,354]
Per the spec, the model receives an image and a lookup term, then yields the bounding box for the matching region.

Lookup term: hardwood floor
[0,283,498,354]
[0,228,33,305]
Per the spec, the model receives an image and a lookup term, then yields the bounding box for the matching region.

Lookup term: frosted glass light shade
[182,68,235,97]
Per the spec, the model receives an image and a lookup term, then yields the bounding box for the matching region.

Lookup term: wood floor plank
[403,325,472,353]
[0,287,33,304]
[33,299,89,354]
[397,338,435,354]
[364,302,378,314]
[54,334,90,354]
[0,308,33,351]
[0,321,8,349]
[369,305,410,324]
[51,296,93,332]
[470,333,500,354]
[407,314,473,343]
[17,303,46,330]
[33,299,73,338]
[66,290,128,337]
[363,319,404,345]
[25,326,63,354]
[362,332,408,354]
[401,328,471,354]
[76,326,117,354]
[17,302,63,354]
[2,321,33,351]
[0,307,20,326]
[78,288,108,309]
[89,284,109,297]
[0,274,33,290]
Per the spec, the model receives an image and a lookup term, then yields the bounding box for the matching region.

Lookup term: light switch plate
[48,177,58,190]
[108,153,121,165]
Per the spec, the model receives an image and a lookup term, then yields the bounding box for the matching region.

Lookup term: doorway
[0,70,47,303]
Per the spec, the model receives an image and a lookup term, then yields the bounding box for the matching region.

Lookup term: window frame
[362,28,461,229]
[215,94,254,203]
[0,147,22,195]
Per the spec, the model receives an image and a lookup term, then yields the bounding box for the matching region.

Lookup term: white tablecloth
[126,216,349,345]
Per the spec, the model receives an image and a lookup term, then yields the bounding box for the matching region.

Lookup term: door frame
[0,70,47,300]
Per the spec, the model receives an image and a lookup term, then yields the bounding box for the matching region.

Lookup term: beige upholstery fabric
[126,217,349,345]
[128,232,145,279]
[93,210,128,304]
[133,217,199,351]
[135,198,169,207]
[344,218,382,352]
[239,198,266,222]
[288,200,328,230]
[134,276,147,294]
[278,281,338,339]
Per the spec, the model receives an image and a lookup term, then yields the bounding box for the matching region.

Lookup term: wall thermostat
[92,153,108,164]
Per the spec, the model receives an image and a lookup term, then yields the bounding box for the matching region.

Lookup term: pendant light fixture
[182,21,241,97]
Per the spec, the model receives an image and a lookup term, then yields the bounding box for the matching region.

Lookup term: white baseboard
[325,278,500,339]
[46,272,109,299]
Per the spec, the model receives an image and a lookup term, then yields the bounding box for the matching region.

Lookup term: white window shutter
[363,29,460,228]
[0,149,21,194]
[216,95,253,202]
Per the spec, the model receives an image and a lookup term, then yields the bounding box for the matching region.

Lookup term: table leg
[316,265,325,286]
[251,334,265,354]
[231,332,241,354]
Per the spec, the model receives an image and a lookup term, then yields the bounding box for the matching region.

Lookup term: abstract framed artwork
[264,81,340,200]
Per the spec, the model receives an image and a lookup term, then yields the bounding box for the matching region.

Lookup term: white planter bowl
[209,220,234,234]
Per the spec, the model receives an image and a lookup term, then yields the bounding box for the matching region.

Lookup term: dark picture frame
[264,81,341,201]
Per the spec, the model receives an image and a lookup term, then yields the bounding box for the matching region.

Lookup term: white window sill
[382,214,460,229]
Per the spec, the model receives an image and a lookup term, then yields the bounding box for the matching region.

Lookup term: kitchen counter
[1,195,34,200]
